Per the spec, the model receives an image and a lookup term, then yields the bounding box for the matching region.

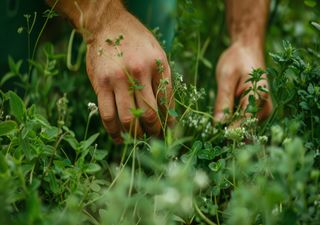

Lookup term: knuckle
[141,109,158,124]
[130,63,144,77]
[112,70,127,83]
[120,115,135,128]
[100,112,115,124]
[96,75,111,87]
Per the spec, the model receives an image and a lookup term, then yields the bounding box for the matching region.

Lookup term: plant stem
[193,201,217,225]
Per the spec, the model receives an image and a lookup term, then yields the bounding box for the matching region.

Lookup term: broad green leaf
[191,140,202,152]
[8,91,26,123]
[40,126,60,141]
[0,120,18,136]
[85,163,101,174]
[63,134,79,150]
[80,133,99,151]
[94,150,109,161]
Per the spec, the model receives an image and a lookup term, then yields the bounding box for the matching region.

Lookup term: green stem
[67,29,86,71]
[84,114,92,140]
[193,201,217,225]
[214,196,220,225]
[31,0,59,62]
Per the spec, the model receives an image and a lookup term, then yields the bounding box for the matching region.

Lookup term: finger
[257,94,273,120]
[214,80,236,122]
[97,89,123,144]
[152,58,175,127]
[135,78,162,136]
[114,76,143,138]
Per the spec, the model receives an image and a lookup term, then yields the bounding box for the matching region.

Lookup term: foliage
[0,1,319,225]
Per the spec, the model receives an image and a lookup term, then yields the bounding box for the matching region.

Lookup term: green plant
[0,1,320,225]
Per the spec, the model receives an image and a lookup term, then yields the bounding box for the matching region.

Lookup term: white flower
[224,127,247,142]
[159,187,180,205]
[194,170,208,189]
[88,102,98,115]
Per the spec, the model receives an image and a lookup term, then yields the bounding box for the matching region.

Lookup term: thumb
[214,83,236,122]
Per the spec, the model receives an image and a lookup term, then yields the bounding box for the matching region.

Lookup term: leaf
[48,171,60,194]
[304,0,317,7]
[0,153,8,173]
[80,133,99,151]
[63,134,79,150]
[130,108,144,118]
[192,141,202,153]
[90,181,101,192]
[0,72,16,86]
[257,85,269,94]
[93,150,109,161]
[209,159,225,172]
[311,21,320,31]
[299,101,309,110]
[307,83,314,94]
[40,126,60,141]
[7,91,26,123]
[8,56,22,75]
[0,120,18,136]
[85,163,101,174]
[201,57,213,69]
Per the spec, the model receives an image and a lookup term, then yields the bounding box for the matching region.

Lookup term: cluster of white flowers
[181,113,218,139]
[189,86,205,103]
[224,127,247,142]
[242,117,259,128]
[175,72,184,83]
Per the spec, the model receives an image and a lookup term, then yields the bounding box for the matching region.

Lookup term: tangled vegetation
[0,1,319,225]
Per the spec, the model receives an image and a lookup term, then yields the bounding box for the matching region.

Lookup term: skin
[48,0,174,143]
[48,0,272,143]
[214,0,272,122]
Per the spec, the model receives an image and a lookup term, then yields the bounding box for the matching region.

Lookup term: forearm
[47,0,125,39]
[225,0,269,50]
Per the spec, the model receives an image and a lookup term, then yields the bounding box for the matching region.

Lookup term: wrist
[53,0,126,42]
[230,26,265,50]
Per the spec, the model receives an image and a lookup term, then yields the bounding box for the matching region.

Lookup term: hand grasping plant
[47,0,174,143]
[214,0,272,122]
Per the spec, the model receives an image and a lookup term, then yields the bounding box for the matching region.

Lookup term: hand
[214,42,272,122]
[86,10,174,144]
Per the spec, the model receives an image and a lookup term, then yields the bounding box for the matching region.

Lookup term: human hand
[214,42,272,123]
[86,10,174,144]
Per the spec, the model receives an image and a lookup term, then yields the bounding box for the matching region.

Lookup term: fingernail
[214,112,224,122]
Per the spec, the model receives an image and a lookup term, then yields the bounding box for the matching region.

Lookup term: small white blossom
[194,170,209,189]
[159,187,180,205]
[88,102,98,116]
[224,127,247,142]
